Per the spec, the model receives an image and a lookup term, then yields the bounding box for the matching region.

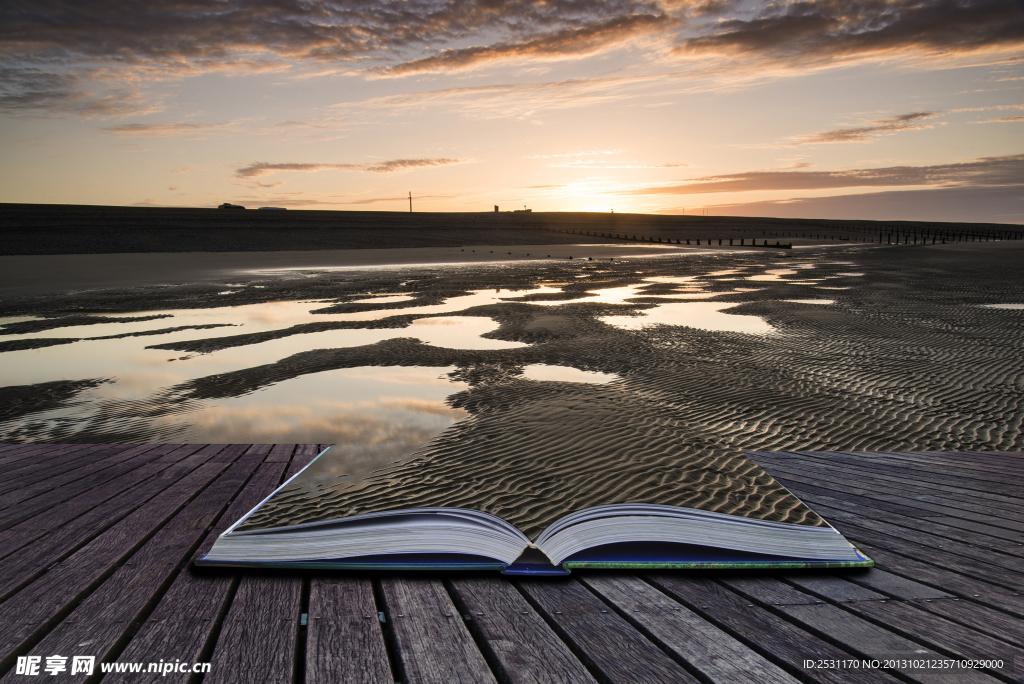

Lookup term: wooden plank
[840,526,1024,592]
[264,443,296,462]
[0,444,210,531]
[754,451,1024,513]
[205,574,302,684]
[204,449,304,684]
[842,569,955,601]
[771,466,1024,526]
[380,576,497,684]
[284,443,321,479]
[810,450,1024,481]
[0,443,91,466]
[719,577,1001,684]
[581,574,800,684]
[647,574,901,684]
[777,573,889,603]
[0,443,98,473]
[843,450,1024,478]
[922,516,1024,543]
[0,443,173,512]
[777,475,1024,534]
[517,578,698,684]
[305,577,393,684]
[758,455,1024,521]
[2,445,264,682]
[0,444,209,559]
[0,451,236,670]
[762,479,944,519]
[759,452,1023,510]
[807,501,1024,570]
[842,600,1024,671]
[765,463,1024,532]
[906,598,1024,648]
[0,443,137,493]
[790,489,1024,555]
[764,475,1024,556]
[448,576,596,684]
[107,449,285,684]
[852,541,1024,618]
[0,445,225,601]
[793,450,1024,485]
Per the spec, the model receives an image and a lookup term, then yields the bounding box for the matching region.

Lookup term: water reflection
[600,301,775,335]
[521,364,619,384]
[175,366,467,463]
[1,273,786,442]
[746,269,797,281]
[784,299,836,305]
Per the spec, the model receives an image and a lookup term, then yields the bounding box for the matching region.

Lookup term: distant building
[257,207,287,211]
[218,203,245,209]
[494,205,499,212]
[513,208,532,213]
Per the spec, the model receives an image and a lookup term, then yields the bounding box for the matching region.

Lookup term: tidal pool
[598,301,775,335]
[0,272,780,442]
[521,364,619,384]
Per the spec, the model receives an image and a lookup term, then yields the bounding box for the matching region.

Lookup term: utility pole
[408,191,412,213]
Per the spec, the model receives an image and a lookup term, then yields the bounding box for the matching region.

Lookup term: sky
[1,0,1022,222]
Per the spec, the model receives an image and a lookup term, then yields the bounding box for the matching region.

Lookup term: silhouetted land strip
[2,203,1020,255]
[0,444,1019,683]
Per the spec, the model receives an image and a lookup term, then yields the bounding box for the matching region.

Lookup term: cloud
[621,153,1024,195]
[2,0,664,65]
[331,73,686,121]
[787,111,939,145]
[974,115,1024,123]
[703,185,1024,223]
[4,0,1022,119]
[0,65,156,116]
[1,0,670,114]
[368,14,674,78]
[235,157,465,178]
[102,121,234,136]
[674,0,1024,67]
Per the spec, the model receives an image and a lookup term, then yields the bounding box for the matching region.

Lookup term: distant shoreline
[2,203,1019,257]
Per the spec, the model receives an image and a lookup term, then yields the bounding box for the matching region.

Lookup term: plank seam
[0,446,237,677]
[509,580,613,684]
[191,575,242,684]
[371,577,405,684]
[441,577,512,684]
[639,575,823,684]
[38,445,255,682]
[710,579,918,684]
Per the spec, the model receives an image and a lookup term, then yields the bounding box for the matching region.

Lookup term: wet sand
[2,238,1021,538]
[0,243,697,296]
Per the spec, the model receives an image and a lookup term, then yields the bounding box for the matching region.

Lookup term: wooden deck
[0,444,1019,683]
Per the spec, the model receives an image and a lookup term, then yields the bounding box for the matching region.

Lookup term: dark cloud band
[235,158,464,178]
[623,154,1024,195]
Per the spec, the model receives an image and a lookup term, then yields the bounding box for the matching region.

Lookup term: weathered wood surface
[0,447,1019,684]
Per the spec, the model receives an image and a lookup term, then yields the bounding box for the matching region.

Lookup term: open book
[197,446,872,575]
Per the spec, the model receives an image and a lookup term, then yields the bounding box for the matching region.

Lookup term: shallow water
[0,270,779,442]
[169,365,468,450]
[521,364,619,384]
[599,301,775,335]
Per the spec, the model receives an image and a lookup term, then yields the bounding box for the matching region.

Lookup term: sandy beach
[1,230,1022,536]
